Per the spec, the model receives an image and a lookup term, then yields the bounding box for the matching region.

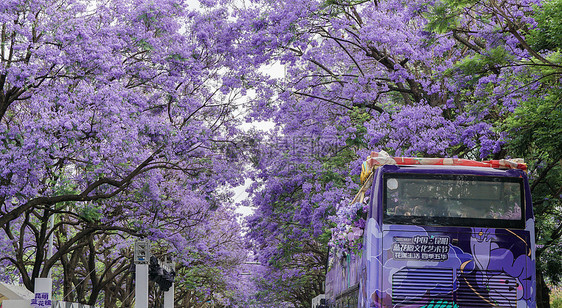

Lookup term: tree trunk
[536,270,550,308]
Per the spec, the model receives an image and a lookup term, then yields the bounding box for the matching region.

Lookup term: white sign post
[135,264,149,308]
[134,240,151,308]
[163,282,174,308]
[31,278,52,308]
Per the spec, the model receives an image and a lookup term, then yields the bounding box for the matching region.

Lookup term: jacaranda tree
[0,0,250,306]
[237,0,561,306]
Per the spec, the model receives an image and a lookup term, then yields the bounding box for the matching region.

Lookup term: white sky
[232,62,285,219]
[183,0,287,219]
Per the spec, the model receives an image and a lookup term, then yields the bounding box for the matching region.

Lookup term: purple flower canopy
[0,0,554,305]
[239,0,550,305]
[0,0,255,305]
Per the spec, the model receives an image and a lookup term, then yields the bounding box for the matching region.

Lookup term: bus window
[383,174,525,228]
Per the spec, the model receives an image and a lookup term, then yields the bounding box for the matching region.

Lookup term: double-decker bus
[325,152,536,308]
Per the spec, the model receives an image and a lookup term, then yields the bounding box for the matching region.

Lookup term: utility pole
[163,282,174,308]
[162,259,174,308]
[134,240,151,308]
[31,210,55,308]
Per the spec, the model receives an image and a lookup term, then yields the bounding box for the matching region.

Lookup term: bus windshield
[383,174,525,228]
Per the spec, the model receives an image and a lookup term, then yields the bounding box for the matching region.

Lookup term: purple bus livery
[325,152,536,308]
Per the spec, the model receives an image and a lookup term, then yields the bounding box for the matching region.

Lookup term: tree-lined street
[0,0,560,307]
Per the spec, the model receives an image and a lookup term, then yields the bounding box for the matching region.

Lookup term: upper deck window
[383,173,525,228]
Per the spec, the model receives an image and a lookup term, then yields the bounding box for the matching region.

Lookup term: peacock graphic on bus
[325,151,536,308]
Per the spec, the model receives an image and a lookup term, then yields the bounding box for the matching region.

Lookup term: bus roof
[361,151,527,183]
